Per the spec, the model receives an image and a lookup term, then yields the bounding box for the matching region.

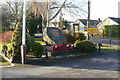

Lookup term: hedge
[104,25,120,37]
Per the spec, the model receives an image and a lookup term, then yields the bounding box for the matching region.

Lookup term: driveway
[1,50,119,78]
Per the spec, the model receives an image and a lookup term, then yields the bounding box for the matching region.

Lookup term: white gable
[109,18,118,25]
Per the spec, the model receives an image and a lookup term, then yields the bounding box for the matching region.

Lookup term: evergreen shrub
[74,32,86,41]
[74,40,97,53]
[32,42,43,57]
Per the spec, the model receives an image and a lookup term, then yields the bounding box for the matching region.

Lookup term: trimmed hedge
[104,25,120,37]
[74,40,97,53]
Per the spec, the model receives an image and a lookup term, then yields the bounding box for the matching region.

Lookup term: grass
[0,62,11,66]
[0,56,11,66]
[35,41,46,45]
[97,45,119,53]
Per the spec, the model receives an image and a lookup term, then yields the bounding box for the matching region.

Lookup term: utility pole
[87,0,91,40]
[46,0,49,27]
[21,0,26,64]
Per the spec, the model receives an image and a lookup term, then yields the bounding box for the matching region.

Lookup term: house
[97,17,120,32]
[76,18,101,31]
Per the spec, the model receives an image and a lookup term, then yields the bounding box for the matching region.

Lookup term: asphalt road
[89,37,120,47]
[1,50,119,78]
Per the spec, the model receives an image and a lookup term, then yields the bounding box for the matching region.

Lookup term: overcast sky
[0,0,119,21]
[54,0,119,21]
[63,0,119,21]
[90,0,119,20]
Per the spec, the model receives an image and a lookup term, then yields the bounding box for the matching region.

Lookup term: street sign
[86,27,99,34]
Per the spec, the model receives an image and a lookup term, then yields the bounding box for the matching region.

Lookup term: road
[1,50,119,78]
[89,37,120,47]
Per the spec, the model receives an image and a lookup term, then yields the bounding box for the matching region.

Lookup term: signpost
[86,27,99,35]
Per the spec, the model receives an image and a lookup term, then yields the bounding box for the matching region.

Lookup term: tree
[30,0,86,28]
[11,22,22,62]
[6,2,24,22]
[0,4,15,32]
[59,17,64,28]
[26,11,42,36]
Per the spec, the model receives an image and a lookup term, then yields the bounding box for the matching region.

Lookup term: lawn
[35,41,46,45]
[0,56,11,66]
[97,45,119,53]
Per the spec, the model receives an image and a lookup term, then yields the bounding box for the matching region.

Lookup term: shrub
[10,22,22,61]
[32,42,43,57]
[64,32,86,44]
[64,33,74,43]
[104,25,120,37]
[1,43,13,59]
[0,31,13,43]
[1,44,8,56]
[74,40,97,53]
[26,34,35,53]
[74,32,86,41]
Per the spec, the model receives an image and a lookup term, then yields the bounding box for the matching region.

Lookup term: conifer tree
[11,22,22,62]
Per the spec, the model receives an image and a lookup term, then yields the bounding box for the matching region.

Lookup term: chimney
[98,18,101,22]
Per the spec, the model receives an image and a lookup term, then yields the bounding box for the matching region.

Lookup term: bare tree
[30,0,86,28]
[6,1,24,22]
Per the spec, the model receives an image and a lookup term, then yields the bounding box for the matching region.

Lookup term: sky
[62,0,120,21]
[0,0,120,21]
[90,0,119,21]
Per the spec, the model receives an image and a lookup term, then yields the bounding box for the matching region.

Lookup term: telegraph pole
[87,0,91,40]
[21,0,26,64]
[46,0,49,27]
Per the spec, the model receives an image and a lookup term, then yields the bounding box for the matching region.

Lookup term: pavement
[1,50,119,78]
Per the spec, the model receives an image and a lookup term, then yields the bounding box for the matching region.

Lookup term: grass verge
[0,56,11,66]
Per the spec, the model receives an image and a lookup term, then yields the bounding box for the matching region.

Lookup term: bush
[1,43,13,59]
[74,40,97,53]
[64,32,86,44]
[26,34,35,53]
[104,25,120,37]
[32,42,43,57]
[74,32,86,41]
[0,31,13,43]
[1,44,8,56]
[64,33,74,43]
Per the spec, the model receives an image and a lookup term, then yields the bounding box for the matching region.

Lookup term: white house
[97,17,120,32]
[76,18,101,31]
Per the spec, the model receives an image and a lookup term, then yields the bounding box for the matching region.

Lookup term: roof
[108,17,120,24]
[78,19,101,27]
